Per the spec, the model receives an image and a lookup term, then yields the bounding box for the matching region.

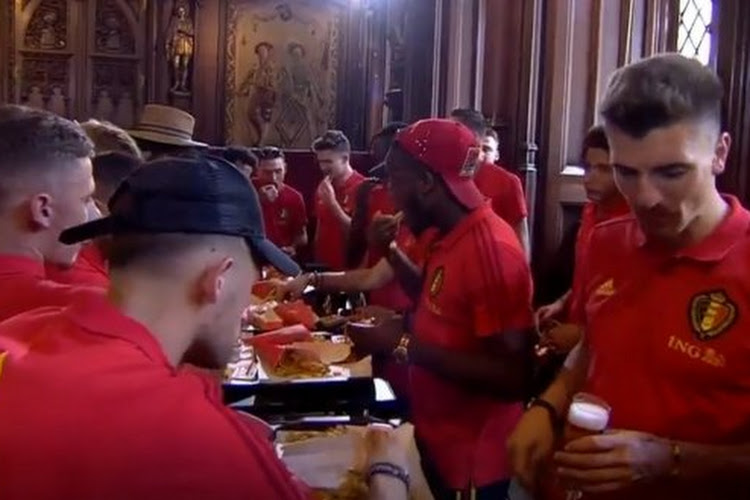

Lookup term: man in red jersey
[509,54,750,500]
[0,105,101,321]
[449,108,530,258]
[348,119,535,500]
[312,130,365,270]
[347,122,408,270]
[46,152,143,288]
[253,146,308,256]
[480,128,501,164]
[535,125,629,353]
[0,156,410,500]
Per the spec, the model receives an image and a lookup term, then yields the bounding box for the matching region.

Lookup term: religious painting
[225,0,342,148]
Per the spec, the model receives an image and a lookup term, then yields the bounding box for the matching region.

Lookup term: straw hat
[128,104,207,147]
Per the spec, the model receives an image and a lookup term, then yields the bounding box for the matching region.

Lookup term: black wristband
[367,462,410,489]
[528,397,562,432]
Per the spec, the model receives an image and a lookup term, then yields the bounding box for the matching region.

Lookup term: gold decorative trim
[224,1,238,144]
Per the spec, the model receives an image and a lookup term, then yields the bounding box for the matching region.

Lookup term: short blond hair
[80,119,143,159]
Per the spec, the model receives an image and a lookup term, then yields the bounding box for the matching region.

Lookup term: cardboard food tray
[278,424,433,500]
[257,355,372,382]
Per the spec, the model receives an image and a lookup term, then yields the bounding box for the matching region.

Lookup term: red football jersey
[314,171,365,270]
[410,204,533,489]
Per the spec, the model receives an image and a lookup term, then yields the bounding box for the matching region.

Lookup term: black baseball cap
[59,156,301,277]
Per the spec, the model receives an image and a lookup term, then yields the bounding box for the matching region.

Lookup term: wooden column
[715,0,750,204]
[532,0,679,263]
[0,1,10,103]
[481,0,542,240]
[402,0,438,121]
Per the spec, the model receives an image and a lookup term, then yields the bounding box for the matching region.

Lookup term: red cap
[395,118,485,209]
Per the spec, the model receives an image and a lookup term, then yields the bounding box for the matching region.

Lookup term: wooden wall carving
[0,0,452,148]
[5,0,146,127]
[18,0,73,116]
[94,0,136,55]
[24,0,68,50]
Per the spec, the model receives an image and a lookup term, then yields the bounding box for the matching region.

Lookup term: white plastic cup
[563,393,611,500]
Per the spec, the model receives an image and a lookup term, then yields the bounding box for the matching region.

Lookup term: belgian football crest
[689,290,737,341]
[430,267,445,297]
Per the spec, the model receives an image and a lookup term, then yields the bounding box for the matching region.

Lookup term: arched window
[677,0,716,66]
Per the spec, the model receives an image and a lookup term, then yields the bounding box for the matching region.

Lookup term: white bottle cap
[567,401,609,432]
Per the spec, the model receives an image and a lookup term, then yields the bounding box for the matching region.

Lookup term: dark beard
[403,198,432,236]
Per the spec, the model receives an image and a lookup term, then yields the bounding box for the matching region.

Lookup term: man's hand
[507,406,557,489]
[539,322,582,354]
[347,314,403,356]
[275,274,309,300]
[535,298,566,327]
[368,212,400,254]
[555,430,673,493]
[259,184,280,202]
[281,246,296,257]
[318,176,336,206]
[355,304,398,324]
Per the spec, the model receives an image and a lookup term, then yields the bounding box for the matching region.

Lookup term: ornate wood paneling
[16,0,74,116]
[481,0,542,235]
[94,0,136,55]
[24,0,68,50]
[715,0,750,205]
[6,0,146,125]
[533,0,678,263]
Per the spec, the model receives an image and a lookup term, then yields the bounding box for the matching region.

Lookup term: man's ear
[29,193,53,229]
[416,169,437,197]
[712,132,732,175]
[197,257,234,305]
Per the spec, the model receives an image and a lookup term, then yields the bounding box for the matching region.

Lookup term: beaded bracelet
[367,462,410,489]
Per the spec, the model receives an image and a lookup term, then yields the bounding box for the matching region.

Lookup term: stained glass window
[677,0,714,65]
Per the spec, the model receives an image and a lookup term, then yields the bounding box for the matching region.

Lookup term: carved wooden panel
[90,58,138,127]
[6,0,147,123]
[19,53,72,116]
[94,0,136,55]
[24,0,68,50]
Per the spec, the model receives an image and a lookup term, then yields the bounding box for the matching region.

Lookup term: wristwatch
[392,334,411,364]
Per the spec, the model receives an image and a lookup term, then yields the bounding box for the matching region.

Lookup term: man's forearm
[540,340,589,414]
[408,332,533,400]
[386,248,422,300]
[330,201,352,229]
[368,475,408,500]
[316,264,390,292]
[515,219,531,261]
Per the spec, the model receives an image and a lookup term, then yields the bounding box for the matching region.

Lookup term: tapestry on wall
[225,0,341,148]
